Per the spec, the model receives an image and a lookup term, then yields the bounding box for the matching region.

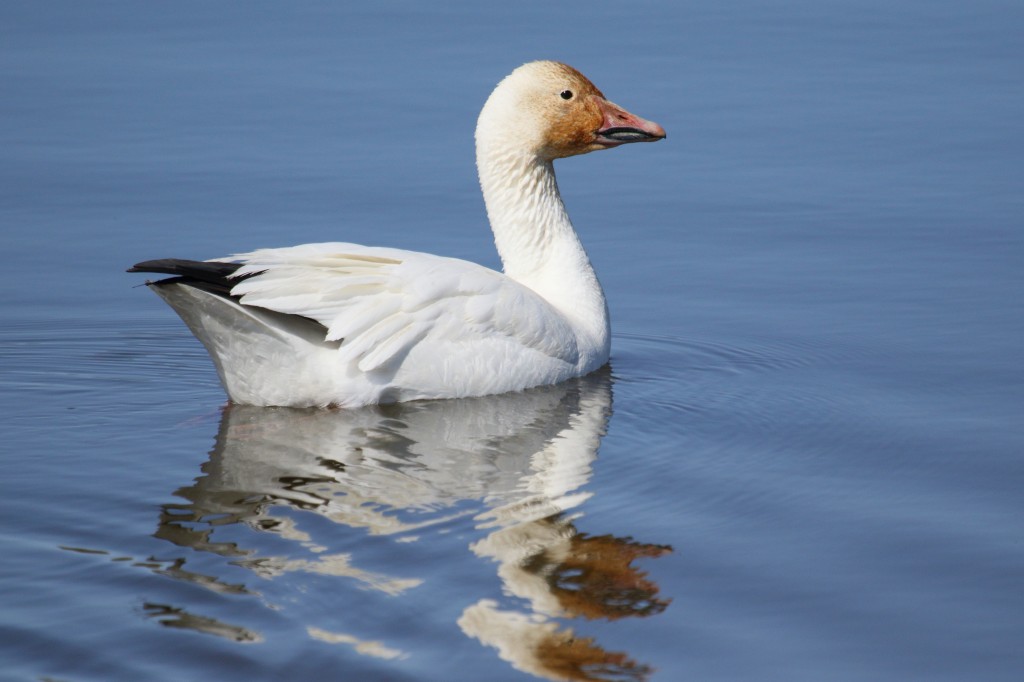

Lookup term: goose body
[130,61,664,407]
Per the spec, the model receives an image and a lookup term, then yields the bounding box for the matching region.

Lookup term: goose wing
[220,242,580,373]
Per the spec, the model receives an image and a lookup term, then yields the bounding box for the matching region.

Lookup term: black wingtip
[128,258,230,276]
[128,258,248,298]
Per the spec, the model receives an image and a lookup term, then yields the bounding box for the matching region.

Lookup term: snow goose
[129,61,665,407]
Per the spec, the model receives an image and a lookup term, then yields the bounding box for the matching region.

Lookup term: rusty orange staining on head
[538,63,607,159]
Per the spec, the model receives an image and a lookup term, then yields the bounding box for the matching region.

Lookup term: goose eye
[560,89,573,100]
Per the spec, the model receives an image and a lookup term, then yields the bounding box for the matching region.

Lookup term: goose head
[476,61,666,162]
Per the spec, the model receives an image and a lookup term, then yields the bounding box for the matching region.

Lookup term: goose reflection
[156,368,670,680]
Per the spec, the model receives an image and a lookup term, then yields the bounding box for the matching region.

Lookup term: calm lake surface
[1,2,1022,680]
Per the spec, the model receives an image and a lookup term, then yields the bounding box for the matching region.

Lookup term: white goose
[130,61,665,407]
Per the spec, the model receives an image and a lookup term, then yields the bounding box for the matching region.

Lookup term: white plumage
[132,61,665,407]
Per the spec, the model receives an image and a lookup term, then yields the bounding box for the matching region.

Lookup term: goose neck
[476,148,609,359]
[477,151,579,281]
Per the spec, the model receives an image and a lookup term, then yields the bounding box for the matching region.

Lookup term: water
[1,2,1022,680]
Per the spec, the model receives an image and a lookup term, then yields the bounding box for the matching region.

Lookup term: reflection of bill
[462,599,652,682]
[155,367,670,678]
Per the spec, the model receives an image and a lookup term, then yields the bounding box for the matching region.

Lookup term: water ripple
[609,331,864,459]
[0,319,221,404]
[614,331,849,377]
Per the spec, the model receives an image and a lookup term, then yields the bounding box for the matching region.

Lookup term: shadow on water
[152,367,671,681]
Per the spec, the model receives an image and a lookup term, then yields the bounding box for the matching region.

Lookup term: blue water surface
[1,2,1022,680]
